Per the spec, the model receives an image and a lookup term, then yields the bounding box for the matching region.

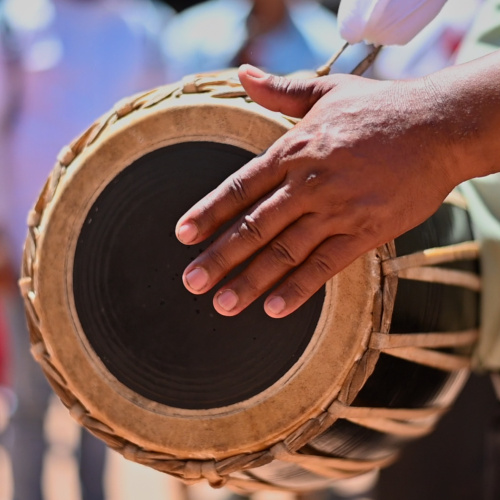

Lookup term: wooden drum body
[20,73,481,493]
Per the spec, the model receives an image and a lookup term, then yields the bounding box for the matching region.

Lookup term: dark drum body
[20,74,480,494]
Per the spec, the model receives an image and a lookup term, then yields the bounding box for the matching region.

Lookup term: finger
[175,148,286,246]
[263,234,367,318]
[176,67,335,247]
[238,64,334,118]
[209,213,334,316]
[181,183,306,295]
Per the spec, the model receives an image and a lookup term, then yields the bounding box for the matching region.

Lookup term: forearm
[423,49,500,184]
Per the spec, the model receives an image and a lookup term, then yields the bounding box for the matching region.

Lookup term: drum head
[72,141,325,410]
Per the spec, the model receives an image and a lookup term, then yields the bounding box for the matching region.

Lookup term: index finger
[175,145,285,245]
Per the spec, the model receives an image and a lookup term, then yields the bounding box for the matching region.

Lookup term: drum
[20,72,481,494]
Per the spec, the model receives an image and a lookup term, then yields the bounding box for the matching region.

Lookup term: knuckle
[349,210,382,243]
[279,133,310,160]
[227,176,248,203]
[270,240,300,268]
[285,278,310,300]
[268,75,294,95]
[239,272,261,295]
[196,206,217,232]
[237,214,263,243]
[309,253,336,277]
[205,246,230,272]
[299,168,328,190]
[269,75,324,105]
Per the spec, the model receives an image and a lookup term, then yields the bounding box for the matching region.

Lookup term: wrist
[387,76,466,196]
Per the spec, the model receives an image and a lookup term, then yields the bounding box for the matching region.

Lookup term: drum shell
[20,76,481,492]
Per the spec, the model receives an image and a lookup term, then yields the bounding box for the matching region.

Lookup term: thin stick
[316,41,349,77]
[351,44,383,76]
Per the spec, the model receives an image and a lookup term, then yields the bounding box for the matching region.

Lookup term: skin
[176,50,500,319]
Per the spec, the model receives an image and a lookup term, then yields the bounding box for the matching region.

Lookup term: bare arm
[175,50,500,318]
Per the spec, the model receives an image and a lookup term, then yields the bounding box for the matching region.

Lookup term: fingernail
[177,222,198,244]
[217,289,239,311]
[185,267,208,291]
[242,64,269,79]
[266,296,286,316]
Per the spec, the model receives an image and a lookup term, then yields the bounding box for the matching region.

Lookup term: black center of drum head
[73,142,324,410]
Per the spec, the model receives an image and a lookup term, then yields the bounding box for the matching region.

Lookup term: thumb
[238,64,334,118]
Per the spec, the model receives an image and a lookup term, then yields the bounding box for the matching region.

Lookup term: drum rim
[25,93,380,459]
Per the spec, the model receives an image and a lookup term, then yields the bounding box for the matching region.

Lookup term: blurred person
[0,0,168,499]
[0,0,18,441]
[161,0,368,83]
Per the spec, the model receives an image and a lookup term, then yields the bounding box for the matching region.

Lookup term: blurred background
[0,1,497,500]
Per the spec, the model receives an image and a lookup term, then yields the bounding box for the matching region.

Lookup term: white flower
[338,0,448,46]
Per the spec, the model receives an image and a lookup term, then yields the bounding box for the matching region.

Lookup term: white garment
[1,0,169,266]
[161,0,368,82]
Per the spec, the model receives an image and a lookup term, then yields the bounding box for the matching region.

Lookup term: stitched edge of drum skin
[20,75,481,493]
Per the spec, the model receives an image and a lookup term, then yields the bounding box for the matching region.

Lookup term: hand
[175,64,465,318]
